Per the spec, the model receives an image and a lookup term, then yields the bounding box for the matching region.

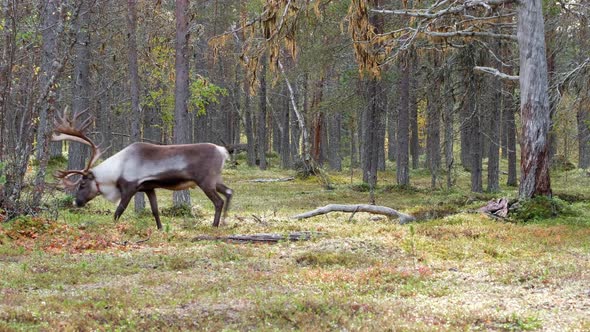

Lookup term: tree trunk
[173,0,191,206]
[387,88,397,162]
[257,54,268,170]
[517,0,552,198]
[377,93,387,172]
[409,60,420,170]
[280,83,292,168]
[67,0,91,179]
[350,114,358,168]
[487,36,501,192]
[426,58,441,189]
[468,48,482,192]
[127,0,145,211]
[362,77,383,187]
[328,112,342,171]
[577,16,590,169]
[506,104,518,186]
[244,69,256,167]
[311,74,326,166]
[397,55,410,187]
[443,72,454,189]
[32,0,62,207]
[460,47,473,171]
[35,0,61,162]
[577,100,590,168]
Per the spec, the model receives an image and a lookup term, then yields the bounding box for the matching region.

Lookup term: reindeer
[52,110,233,229]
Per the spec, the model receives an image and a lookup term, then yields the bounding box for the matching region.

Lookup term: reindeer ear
[87,172,95,180]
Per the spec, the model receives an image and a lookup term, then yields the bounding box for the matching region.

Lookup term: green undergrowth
[1,158,589,331]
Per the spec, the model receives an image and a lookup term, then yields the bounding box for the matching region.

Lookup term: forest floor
[1,157,589,331]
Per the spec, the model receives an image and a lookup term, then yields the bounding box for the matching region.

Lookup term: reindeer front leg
[145,189,162,230]
[114,191,134,221]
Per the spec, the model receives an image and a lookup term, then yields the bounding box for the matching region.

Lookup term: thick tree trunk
[35,0,60,162]
[32,0,62,207]
[517,0,552,198]
[311,74,326,166]
[173,0,191,206]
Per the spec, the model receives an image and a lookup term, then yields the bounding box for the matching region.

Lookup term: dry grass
[0,160,589,331]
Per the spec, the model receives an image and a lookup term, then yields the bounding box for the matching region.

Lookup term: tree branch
[474,66,519,81]
[292,204,416,224]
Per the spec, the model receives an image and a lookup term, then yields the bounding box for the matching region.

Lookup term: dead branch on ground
[292,204,415,224]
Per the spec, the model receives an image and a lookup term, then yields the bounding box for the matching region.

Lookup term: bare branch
[474,66,519,80]
[292,204,416,224]
[372,0,517,19]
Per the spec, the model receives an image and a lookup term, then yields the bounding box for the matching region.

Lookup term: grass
[0,157,589,331]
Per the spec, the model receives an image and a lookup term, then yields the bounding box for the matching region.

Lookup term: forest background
[0,0,590,330]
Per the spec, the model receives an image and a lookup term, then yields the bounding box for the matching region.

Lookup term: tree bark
[487,36,501,192]
[577,16,590,169]
[32,0,62,207]
[280,82,292,168]
[257,54,268,170]
[426,66,441,189]
[35,0,61,162]
[387,91,397,162]
[173,0,191,206]
[443,72,454,189]
[460,47,473,171]
[409,59,420,170]
[328,111,342,171]
[67,0,91,179]
[362,77,383,186]
[243,68,256,167]
[517,0,552,198]
[397,54,410,187]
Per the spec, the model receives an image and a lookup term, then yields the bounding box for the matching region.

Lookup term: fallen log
[248,177,295,183]
[192,231,322,243]
[292,204,415,224]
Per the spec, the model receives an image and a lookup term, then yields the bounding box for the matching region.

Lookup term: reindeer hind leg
[203,188,224,227]
[216,183,233,221]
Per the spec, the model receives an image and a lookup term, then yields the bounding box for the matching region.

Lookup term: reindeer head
[52,109,103,207]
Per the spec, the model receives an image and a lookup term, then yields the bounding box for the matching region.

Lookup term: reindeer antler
[54,170,87,191]
[52,108,102,187]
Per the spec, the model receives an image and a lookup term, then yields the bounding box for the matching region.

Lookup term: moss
[512,196,571,222]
